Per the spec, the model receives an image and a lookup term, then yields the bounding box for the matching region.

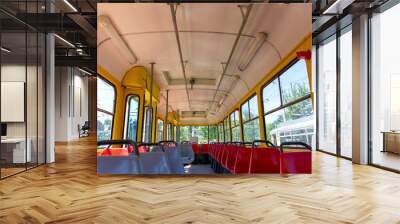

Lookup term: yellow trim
[97,65,125,140]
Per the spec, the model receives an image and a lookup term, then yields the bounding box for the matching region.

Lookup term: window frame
[261,58,312,142]
[122,94,140,142]
[97,75,117,140]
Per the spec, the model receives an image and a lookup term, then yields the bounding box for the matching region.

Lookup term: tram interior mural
[96,3,313,175]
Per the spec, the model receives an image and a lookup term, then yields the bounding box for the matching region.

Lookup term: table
[382,131,400,154]
[1,138,31,164]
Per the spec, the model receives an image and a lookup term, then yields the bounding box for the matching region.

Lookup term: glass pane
[317,36,337,154]
[282,98,314,145]
[279,59,310,104]
[27,31,38,169]
[142,107,153,143]
[262,78,281,113]
[265,110,284,145]
[265,98,314,146]
[218,123,224,142]
[232,127,240,142]
[224,118,230,142]
[179,126,188,142]
[157,119,164,142]
[97,77,115,113]
[340,28,352,158]
[38,33,46,165]
[167,124,172,141]
[209,125,218,142]
[371,4,400,171]
[243,119,260,142]
[125,95,139,141]
[192,126,209,144]
[1,28,28,177]
[97,111,113,141]
[249,95,259,119]
[241,102,250,122]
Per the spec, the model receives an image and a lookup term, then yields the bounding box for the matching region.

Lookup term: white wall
[54,67,89,141]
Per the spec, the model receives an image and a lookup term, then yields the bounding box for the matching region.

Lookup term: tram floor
[1,136,400,223]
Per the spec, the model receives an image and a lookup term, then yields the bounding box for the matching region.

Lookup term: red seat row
[191,144,209,154]
[208,142,312,174]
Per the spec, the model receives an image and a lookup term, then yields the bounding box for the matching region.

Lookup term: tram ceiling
[97,3,311,124]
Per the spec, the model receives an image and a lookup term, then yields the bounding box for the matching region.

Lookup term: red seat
[249,147,280,173]
[192,144,200,154]
[97,147,129,157]
[232,146,252,174]
[280,151,312,174]
[220,145,230,167]
[138,146,148,153]
[201,144,209,154]
[215,145,225,164]
[226,145,239,172]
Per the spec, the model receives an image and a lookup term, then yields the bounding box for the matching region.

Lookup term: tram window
[262,78,281,113]
[230,110,240,142]
[279,60,310,104]
[265,97,313,145]
[218,123,224,142]
[142,106,152,143]
[157,119,164,142]
[209,125,218,143]
[262,59,314,146]
[124,95,140,141]
[194,126,209,144]
[224,117,231,142]
[179,126,208,143]
[97,77,115,141]
[167,123,172,140]
[241,95,260,142]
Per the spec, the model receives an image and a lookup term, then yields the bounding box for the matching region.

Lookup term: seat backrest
[280,151,312,174]
[220,145,231,167]
[97,154,140,174]
[138,151,171,174]
[177,144,195,164]
[249,147,280,174]
[164,147,184,174]
[192,144,200,154]
[226,145,239,172]
[279,142,312,174]
[200,144,209,154]
[97,148,129,157]
[233,147,252,174]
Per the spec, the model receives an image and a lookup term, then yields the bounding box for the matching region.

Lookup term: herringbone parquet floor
[1,136,400,224]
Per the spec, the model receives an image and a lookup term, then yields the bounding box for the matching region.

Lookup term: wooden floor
[1,137,400,223]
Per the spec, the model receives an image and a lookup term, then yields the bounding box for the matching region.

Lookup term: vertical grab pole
[164,90,169,141]
[146,62,155,143]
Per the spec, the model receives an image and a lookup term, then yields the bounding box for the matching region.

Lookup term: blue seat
[138,151,171,174]
[97,153,141,174]
[164,147,184,174]
[177,143,195,164]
